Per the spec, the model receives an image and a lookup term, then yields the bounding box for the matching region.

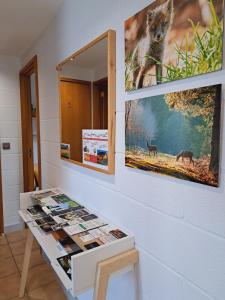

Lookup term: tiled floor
[0,229,67,300]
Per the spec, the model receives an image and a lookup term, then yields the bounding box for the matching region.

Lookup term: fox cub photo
[125,0,224,91]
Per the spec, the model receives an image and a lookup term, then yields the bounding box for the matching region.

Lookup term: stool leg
[93,249,139,300]
[19,229,34,297]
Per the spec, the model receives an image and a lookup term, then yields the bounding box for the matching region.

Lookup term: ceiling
[0,0,64,57]
[67,38,108,70]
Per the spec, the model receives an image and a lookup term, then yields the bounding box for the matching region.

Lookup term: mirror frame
[56,30,116,174]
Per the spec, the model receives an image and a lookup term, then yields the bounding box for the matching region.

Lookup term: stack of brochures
[25,189,128,279]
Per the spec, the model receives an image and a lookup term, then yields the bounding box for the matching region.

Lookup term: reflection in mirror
[58,35,112,169]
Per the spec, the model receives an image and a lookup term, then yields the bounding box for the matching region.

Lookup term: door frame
[19,55,42,192]
[0,153,4,233]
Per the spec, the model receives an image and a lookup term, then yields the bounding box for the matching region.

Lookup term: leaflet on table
[82,129,108,170]
[64,218,107,236]
[31,189,61,201]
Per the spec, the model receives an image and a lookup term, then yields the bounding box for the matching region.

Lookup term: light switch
[2,143,10,150]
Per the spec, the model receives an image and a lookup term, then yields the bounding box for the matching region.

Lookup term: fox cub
[133,0,173,89]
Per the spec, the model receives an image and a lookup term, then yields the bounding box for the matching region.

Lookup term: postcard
[99,234,116,244]
[109,229,127,239]
[39,197,58,207]
[39,223,55,233]
[99,225,117,235]
[84,241,100,250]
[60,237,83,254]
[61,143,70,159]
[78,232,94,243]
[53,214,82,226]
[27,205,46,218]
[81,219,107,231]
[35,216,56,226]
[52,229,68,241]
[52,229,83,254]
[64,224,86,236]
[57,254,72,279]
[81,214,98,222]
[89,228,105,239]
[32,189,60,201]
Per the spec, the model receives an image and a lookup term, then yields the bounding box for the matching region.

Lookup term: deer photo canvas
[125,0,224,91]
[125,84,222,187]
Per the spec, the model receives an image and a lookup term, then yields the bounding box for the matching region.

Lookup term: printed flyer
[82,130,108,169]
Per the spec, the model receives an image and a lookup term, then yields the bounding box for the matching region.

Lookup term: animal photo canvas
[125,0,224,91]
[125,84,221,186]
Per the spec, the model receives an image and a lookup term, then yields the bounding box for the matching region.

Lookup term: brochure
[99,234,116,244]
[27,205,47,219]
[109,229,127,239]
[84,241,100,250]
[57,254,73,279]
[82,130,108,170]
[78,232,94,243]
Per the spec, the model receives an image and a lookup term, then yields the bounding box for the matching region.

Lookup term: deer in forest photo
[146,140,158,157]
[176,151,194,165]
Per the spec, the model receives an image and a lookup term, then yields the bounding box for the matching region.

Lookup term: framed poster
[82,130,108,170]
[125,0,224,91]
[125,84,221,187]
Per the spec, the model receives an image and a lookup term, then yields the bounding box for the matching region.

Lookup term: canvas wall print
[125,84,221,187]
[125,0,224,91]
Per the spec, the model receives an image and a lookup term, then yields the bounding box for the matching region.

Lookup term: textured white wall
[0,55,22,228]
[22,1,225,300]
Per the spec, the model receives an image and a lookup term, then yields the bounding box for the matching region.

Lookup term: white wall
[0,55,22,229]
[22,1,225,300]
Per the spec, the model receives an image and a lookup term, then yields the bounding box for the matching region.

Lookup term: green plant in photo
[125,52,139,91]
[163,0,223,82]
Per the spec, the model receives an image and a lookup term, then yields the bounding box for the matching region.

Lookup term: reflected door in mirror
[60,78,91,162]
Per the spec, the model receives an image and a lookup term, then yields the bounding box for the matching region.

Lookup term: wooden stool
[93,249,139,300]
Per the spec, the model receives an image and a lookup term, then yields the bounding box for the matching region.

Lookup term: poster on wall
[61,143,70,159]
[82,130,108,170]
[125,84,221,187]
[125,0,224,91]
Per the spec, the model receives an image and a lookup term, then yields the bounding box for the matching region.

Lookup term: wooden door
[20,56,42,192]
[93,78,108,129]
[20,75,35,191]
[60,79,92,162]
[0,151,3,234]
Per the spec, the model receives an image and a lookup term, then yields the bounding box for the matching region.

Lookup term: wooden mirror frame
[56,30,116,174]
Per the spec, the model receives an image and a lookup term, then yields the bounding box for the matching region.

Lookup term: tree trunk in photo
[125,101,132,135]
[209,86,221,177]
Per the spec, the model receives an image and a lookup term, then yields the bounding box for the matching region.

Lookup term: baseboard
[4,221,24,233]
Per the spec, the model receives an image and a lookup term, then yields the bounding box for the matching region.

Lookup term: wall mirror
[57,30,116,174]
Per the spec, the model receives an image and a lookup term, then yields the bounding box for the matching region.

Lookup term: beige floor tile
[14,249,45,272]
[28,281,67,300]
[9,239,39,257]
[0,257,19,279]
[0,273,21,300]
[0,244,12,260]
[26,263,57,292]
[0,235,7,246]
[6,229,28,244]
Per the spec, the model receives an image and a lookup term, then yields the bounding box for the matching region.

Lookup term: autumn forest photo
[125,85,221,186]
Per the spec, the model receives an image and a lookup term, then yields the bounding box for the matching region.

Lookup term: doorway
[19,56,42,192]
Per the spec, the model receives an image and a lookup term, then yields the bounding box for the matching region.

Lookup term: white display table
[18,189,138,300]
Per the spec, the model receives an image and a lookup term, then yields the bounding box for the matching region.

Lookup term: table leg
[19,229,34,297]
[93,249,139,300]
